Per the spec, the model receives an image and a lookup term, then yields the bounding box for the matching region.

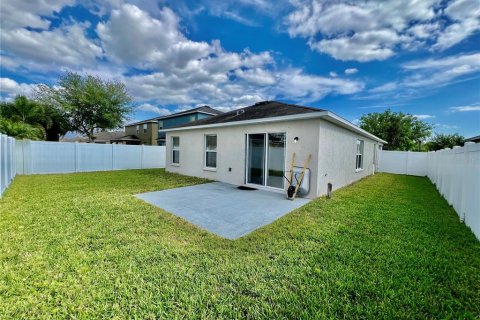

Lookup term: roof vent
[236,109,245,116]
[254,100,269,105]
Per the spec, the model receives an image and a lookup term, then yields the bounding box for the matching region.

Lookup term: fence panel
[114,144,143,170]
[13,140,166,175]
[0,134,16,198]
[379,145,479,240]
[77,143,113,172]
[142,145,166,168]
[29,141,76,174]
[377,151,427,175]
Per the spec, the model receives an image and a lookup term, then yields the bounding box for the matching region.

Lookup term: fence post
[460,142,475,221]
[11,138,16,178]
[141,144,145,169]
[8,137,14,182]
[405,151,410,175]
[25,140,34,175]
[2,135,7,191]
[0,134,4,197]
[74,142,80,172]
[111,143,116,170]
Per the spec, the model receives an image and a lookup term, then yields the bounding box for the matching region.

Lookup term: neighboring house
[124,106,222,145]
[123,119,157,145]
[162,101,386,199]
[61,131,126,144]
[465,135,480,143]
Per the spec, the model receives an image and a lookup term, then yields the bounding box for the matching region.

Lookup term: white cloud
[414,114,435,119]
[368,82,398,93]
[433,0,480,51]
[402,53,480,88]
[1,23,103,70]
[344,68,358,75]
[0,0,75,30]
[0,0,105,74]
[450,105,480,112]
[94,4,363,109]
[0,78,37,100]
[223,11,260,27]
[329,71,337,77]
[274,69,364,103]
[286,0,480,61]
[97,4,204,67]
[310,29,399,61]
[354,52,480,101]
[235,68,276,85]
[136,103,172,115]
[0,2,364,113]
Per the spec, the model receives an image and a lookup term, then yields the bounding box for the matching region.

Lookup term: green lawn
[0,170,479,319]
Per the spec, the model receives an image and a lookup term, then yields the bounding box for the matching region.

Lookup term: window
[143,123,147,133]
[172,137,180,164]
[205,135,217,168]
[356,139,364,171]
[136,125,139,134]
[158,120,163,130]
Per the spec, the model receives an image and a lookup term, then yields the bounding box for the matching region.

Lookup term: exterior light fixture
[294,137,299,143]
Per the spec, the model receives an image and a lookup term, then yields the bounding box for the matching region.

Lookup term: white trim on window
[143,123,147,133]
[204,134,217,169]
[355,139,364,172]
[172,136,180,165]
[136,125,139,134]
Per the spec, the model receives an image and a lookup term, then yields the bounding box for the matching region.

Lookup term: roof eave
[322,111,387,144]
[162,111,386,144]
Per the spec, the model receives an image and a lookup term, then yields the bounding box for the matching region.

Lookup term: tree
[0,95,70,141]
[359,109,432,151]
[0,118,45,140]
[0,96,45,124]
[41,103,71,141]
[426,133,465,151]
[36,72,133,141]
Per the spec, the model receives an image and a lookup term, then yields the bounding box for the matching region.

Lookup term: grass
[0,170,479,319]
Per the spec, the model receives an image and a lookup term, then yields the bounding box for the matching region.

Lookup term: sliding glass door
[267,133,286,188]
[247,133,286,188]
[247,134,265,185]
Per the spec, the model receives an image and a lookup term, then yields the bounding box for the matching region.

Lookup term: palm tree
[0,96,45,124]
[0,118,45,140]
[0,95,70,141]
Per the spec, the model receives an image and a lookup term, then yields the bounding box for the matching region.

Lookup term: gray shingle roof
[172,101,325,128]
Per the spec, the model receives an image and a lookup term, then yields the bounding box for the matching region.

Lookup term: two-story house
[120,106,222,145]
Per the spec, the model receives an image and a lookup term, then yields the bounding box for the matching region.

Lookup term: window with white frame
[143,123,147,133]
[356,139,364,170]
[172,137,180,164]
[136,125,139,134]
[205,135,217,168]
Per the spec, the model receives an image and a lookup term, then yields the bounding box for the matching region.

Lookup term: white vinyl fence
[378,143,480,240]
[377,150,428,176]
[0,134,16,198]
[16,140,166,174]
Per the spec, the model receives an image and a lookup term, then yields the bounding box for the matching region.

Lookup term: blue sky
[1,0,479,137]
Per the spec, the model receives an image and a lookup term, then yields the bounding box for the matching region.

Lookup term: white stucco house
[163,101,386,199]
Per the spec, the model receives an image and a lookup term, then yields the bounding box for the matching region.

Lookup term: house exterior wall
[316,119,379,196]
[166,119,321,198]
[125,122,158,145]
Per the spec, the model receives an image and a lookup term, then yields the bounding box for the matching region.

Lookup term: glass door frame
[245,132,287,190]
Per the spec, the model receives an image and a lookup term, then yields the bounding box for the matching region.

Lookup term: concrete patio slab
[136,182,311,239]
